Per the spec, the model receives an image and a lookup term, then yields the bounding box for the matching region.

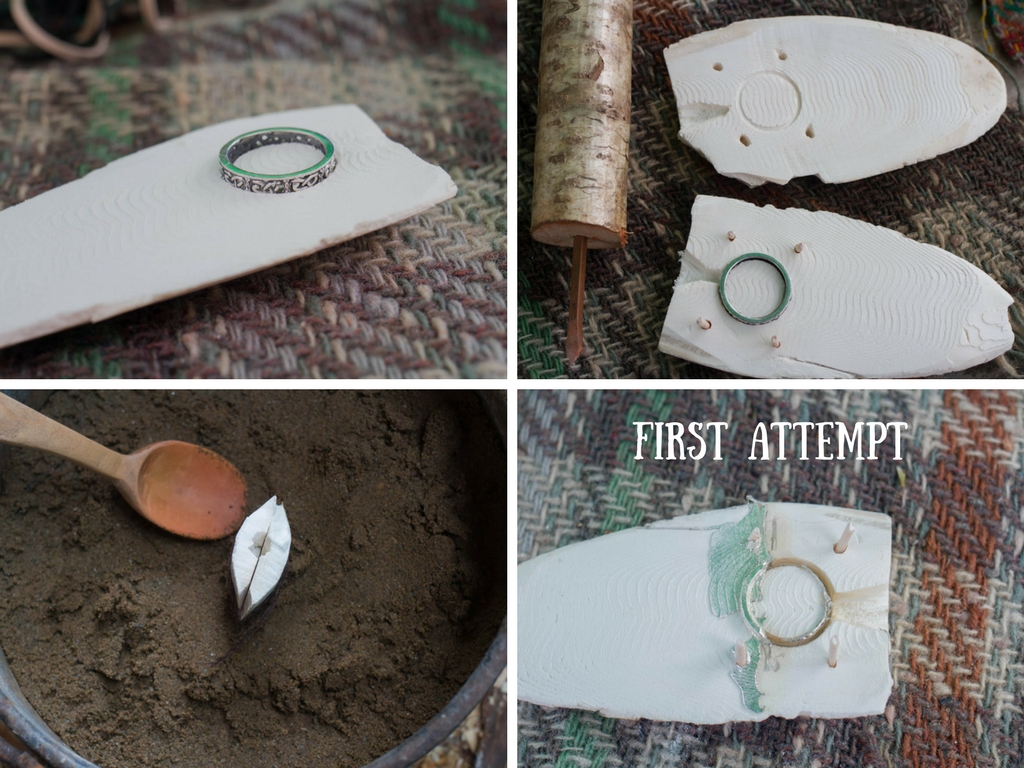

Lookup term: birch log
[530,0,633,249]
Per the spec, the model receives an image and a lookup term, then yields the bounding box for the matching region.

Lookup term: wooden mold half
[658,195,1013,378]
[0,105,457,350]
[231,496,291,620]
[518,502,893,723]
[664,16,1006,186]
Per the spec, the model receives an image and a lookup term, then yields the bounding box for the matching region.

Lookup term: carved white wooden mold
[658,195,1012,378]
[664,17,1006,186]
[0,105,457,350]
[231,496,291,620]
[518,501,893,723]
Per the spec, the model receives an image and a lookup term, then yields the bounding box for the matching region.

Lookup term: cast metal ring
[718,252,792,324]
[219,127,337,194]
[741,557,834,648]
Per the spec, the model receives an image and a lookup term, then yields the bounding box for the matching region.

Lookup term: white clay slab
[664,16,1006,186]
[518,501,893,723]
[658,195,1012,378]
[0,105,457,350]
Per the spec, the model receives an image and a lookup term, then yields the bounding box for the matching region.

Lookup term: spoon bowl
[120,440,248,539]
[0,393,247,540]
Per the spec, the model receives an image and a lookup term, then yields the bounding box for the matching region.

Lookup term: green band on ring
[218,127,335,180]
[718,253,792,325]
[218,127,338,194]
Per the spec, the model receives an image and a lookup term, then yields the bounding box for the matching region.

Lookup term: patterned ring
[741,557,834,648]
[718,252,792,324]
[218,127,337,194]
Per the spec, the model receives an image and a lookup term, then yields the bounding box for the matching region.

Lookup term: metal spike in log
[530,0,633,365]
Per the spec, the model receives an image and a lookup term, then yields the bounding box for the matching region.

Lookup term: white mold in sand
[231,496,291,619]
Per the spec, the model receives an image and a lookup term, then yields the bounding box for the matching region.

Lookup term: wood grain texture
[664,17,1006,186]
[0,392,123,480]
[530,0,633,249]
[0,105,457,351]
[658,195,1013,378]
[517,503,892,724]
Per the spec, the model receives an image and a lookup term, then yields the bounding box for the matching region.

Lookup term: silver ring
[741,557,834,647]
[219,127,337,194]
[719,253,792,325]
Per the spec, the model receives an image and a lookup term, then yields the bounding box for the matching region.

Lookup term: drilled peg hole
[778,51,788,60]
[713,62,723,71]
[739,135,751,147]
[805,125,815,138]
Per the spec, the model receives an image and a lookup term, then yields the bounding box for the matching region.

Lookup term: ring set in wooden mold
[659,196,1013,378]
[0,105,458,351]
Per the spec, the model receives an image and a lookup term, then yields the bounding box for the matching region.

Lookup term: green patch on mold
[730,637,764,713]
[708,499,770,617]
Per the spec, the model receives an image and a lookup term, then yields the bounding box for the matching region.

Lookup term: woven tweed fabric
[0,0,506,379]
[518,389,1024,768]
[989,0,1024,63]
[517,0,1024,379]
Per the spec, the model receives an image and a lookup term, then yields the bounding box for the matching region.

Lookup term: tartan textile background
[518,389,1024,768]
[0,0,506,378]
[989,0,1024,63]
[517,0,1024,379]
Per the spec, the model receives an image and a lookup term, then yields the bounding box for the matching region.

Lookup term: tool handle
[0,392,125,481]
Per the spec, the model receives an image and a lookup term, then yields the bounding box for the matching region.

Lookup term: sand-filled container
[0,390,505,767]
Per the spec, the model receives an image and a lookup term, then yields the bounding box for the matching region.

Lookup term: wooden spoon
[0,392,247,540]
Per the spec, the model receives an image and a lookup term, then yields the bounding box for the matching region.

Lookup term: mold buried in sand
[0,390,506,767]
[231,497,291,621]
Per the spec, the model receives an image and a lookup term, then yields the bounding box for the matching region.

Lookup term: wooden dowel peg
[735,641,749,667]
[770,335,781,348]
[828,635,839,668]
[567,235,588,364]
[833,522,855,554]
[698,317,711,330]
[727,231,737,241]
[794,242,804,253]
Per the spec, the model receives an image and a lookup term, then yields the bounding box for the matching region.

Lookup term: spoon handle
[0,392,125,481]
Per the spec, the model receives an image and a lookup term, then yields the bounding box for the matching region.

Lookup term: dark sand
[0,390,505,767]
